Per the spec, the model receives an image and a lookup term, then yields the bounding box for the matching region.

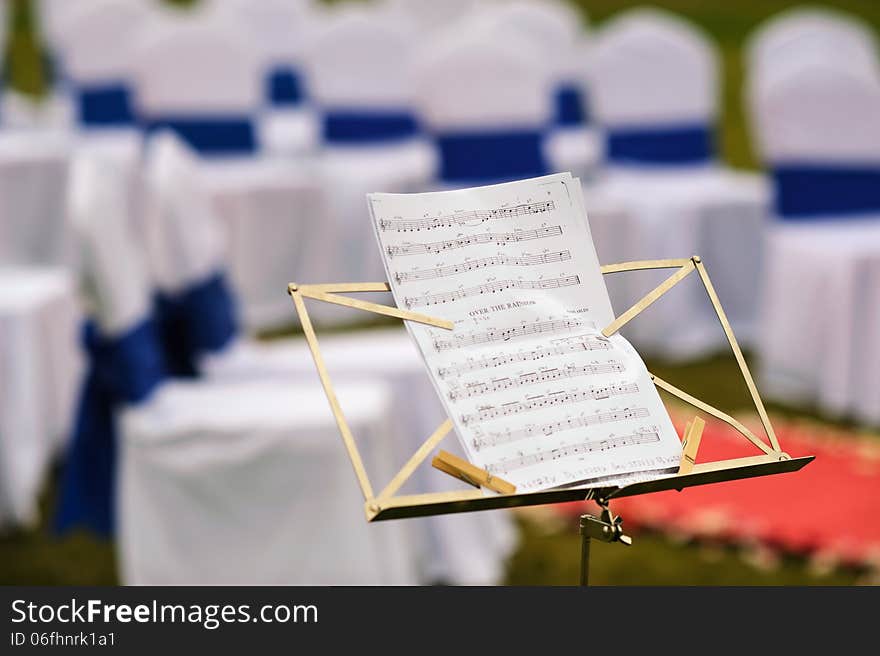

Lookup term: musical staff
[386,226,564,257]
[472,407,651,451]
[433,318,587,351]
[405,275,580,308]
[437,334,612,378]
[395,251,571,283]
[460,383,640,425]
[448,362,625,401]
[379,200,554,232]
[485,429,661,475]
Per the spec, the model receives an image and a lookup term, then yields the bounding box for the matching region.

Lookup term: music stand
[287,256,814,585]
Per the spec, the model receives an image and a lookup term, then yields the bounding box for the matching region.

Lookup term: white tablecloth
[201,327,518,585]
[118,379,421,585]
[0,267,82,528]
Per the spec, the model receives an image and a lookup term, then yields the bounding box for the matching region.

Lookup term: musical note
[472,408,651,451]
[433,318,587,351]
[395,251,571,283]
[436,334,612,378]
[447,362,625,401]
[485,429,661,475]
[460,383,640,425]
[386,226,564,257]
[379,200,554,232]
[404,275,580,308]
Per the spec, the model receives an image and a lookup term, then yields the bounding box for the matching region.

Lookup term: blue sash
[78,82,136,127]
[554,83,589,127]
[267,66,305,106]
[156,273,239,377]
[437,129,548,183]
[607,123,714,165]
[322,109,420,144]
[55,319,166,536]
[773,165,880,220]
[144,116,257,156]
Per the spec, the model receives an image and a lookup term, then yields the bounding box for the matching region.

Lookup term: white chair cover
[586,8,766,359]
[752,61,880,423]
[301,7,436,293]
[746,8,879,83]
[381,0,485,33]
[744,8,880,159]
[0,266,82,529]
[142,134,517,584]
[132,23,331,330]
[466,0,601,176]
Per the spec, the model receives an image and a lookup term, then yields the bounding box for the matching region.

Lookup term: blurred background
[2,0,880,586]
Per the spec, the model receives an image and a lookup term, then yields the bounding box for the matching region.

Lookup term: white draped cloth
[0,267,82,528]
[118,380,422,585]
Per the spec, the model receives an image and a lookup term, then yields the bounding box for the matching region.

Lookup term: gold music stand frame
[288,256,813,585]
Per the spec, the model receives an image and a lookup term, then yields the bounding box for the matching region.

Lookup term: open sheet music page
[369,173,681,493]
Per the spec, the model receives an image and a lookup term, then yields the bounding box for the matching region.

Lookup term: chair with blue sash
[58,151,417,584]
[413,34,553,188]
[300,7,437,294]
[585,8,768,361]
[751,58,880,425]
[141,131,516,585]
[131,17,332,331]
[465,0,602,178]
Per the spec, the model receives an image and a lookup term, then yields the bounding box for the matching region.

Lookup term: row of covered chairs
[746,7,880,425]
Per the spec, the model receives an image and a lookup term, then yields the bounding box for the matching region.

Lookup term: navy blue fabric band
[145,116,257,156]
[554,83,589,127]
[437,129,548,183]
[156,273,239,377]
[774,165,880,220]
[56,319,166,536]
[78,82,136,127]
[322,109,420,144]
[267,66,305,106]
[607,123,714,164]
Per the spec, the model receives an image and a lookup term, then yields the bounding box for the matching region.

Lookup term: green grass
[506,515,865,585]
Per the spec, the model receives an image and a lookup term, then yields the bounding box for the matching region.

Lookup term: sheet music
[369,173,681,493]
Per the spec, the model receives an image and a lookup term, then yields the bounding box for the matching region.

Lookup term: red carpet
[556,413,880,568]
